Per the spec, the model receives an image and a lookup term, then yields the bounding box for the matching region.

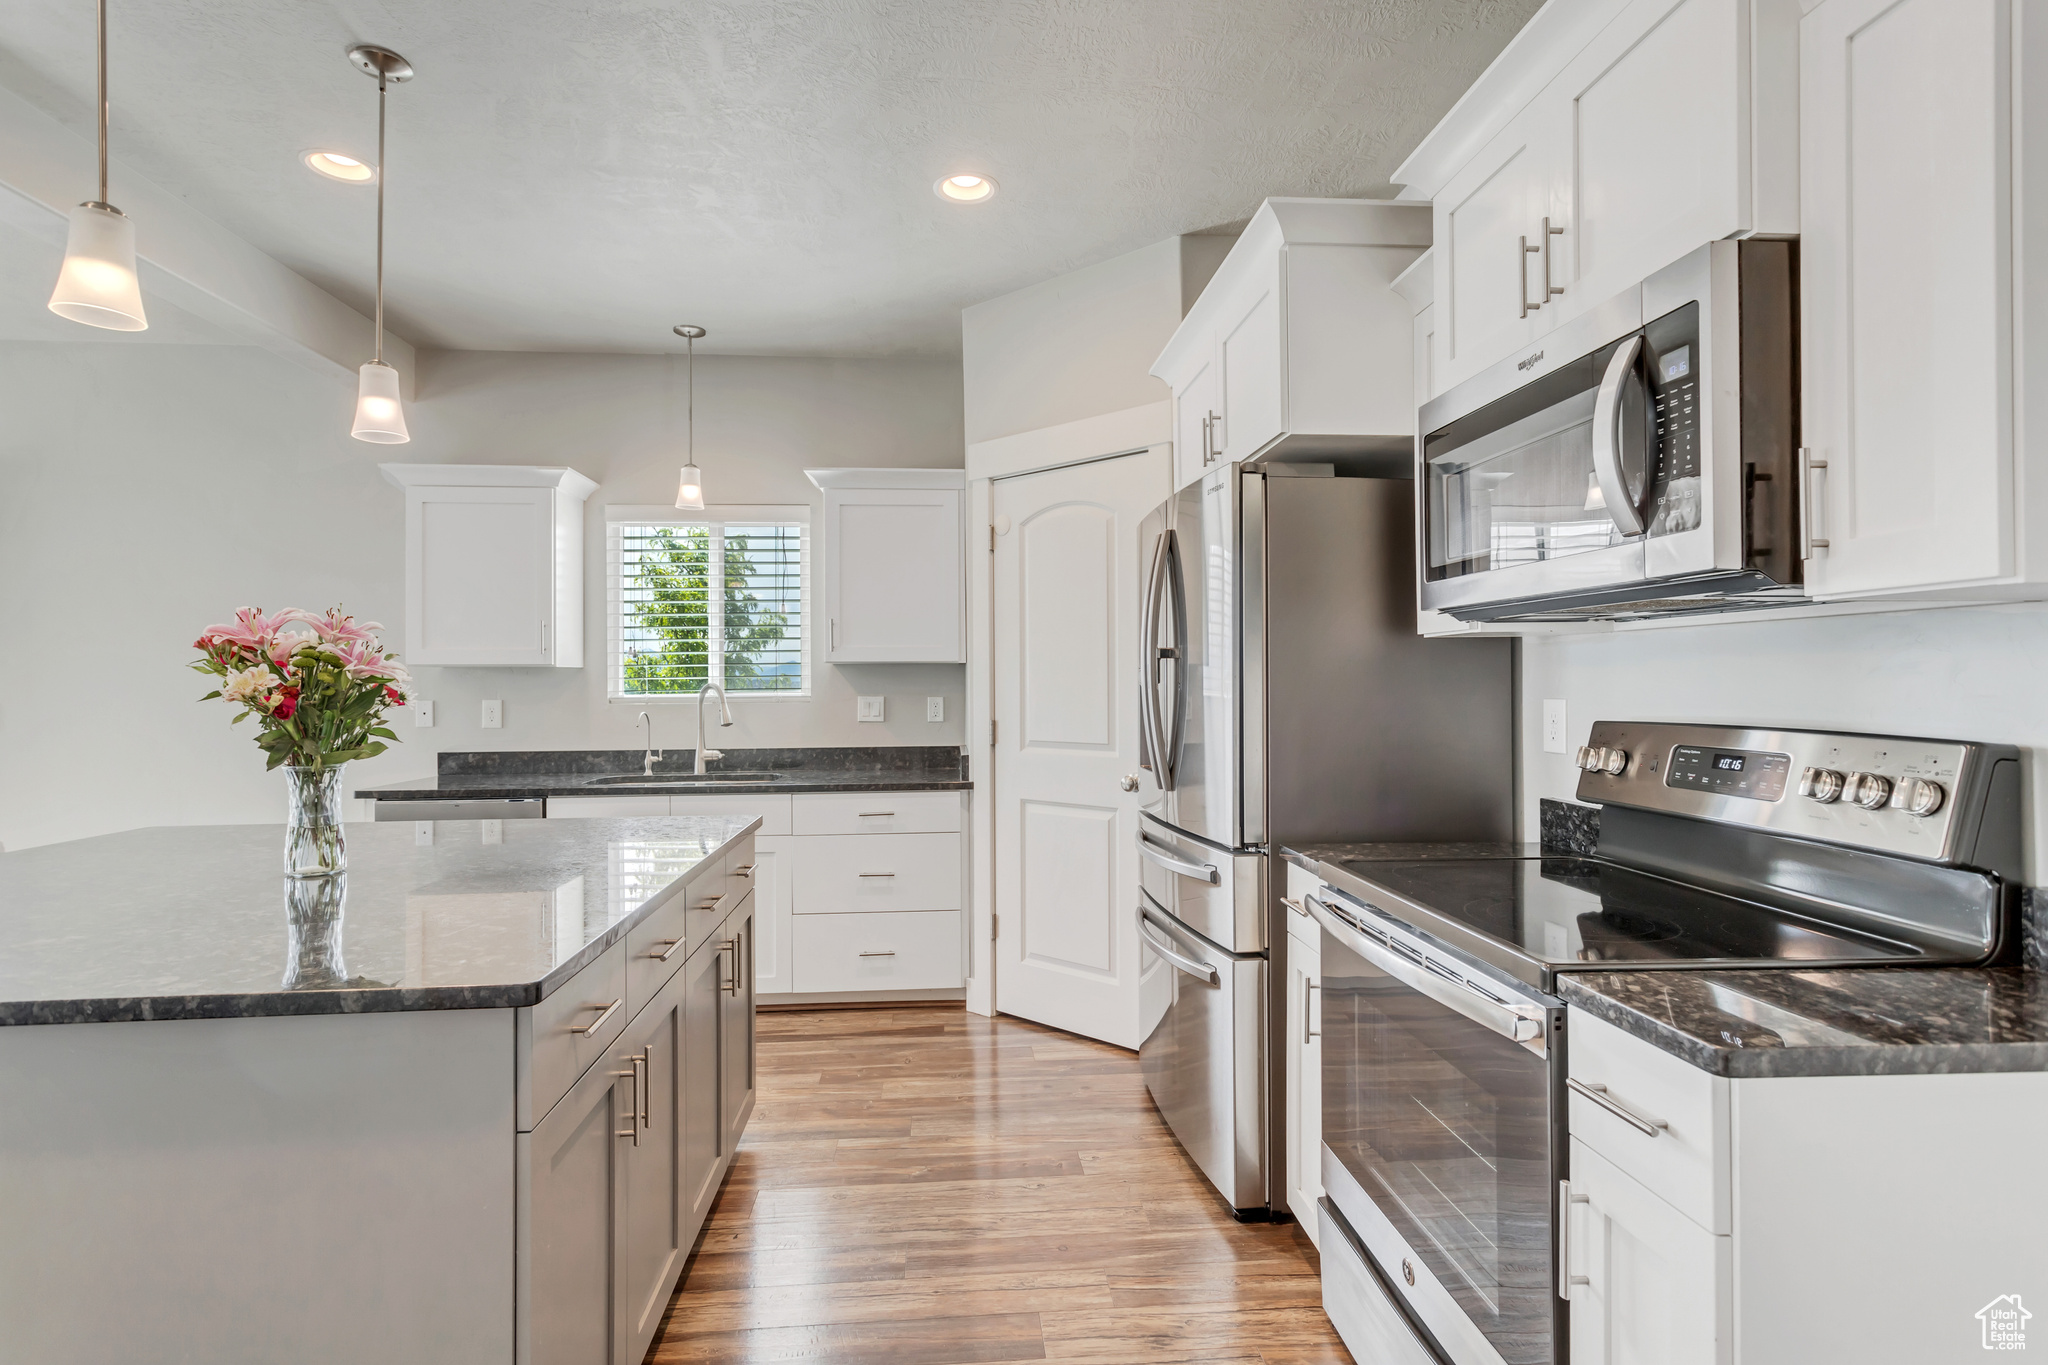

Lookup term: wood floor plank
[645,1006,1345,1364]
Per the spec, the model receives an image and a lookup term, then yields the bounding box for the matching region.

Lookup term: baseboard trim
[758,989,968,1011]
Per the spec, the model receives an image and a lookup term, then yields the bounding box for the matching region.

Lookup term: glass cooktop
[1324,853,1932,974]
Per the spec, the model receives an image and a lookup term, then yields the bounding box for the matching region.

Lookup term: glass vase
[283,873,350,989]
[284,762,348,878]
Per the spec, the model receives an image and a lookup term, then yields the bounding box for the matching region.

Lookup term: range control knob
[1600,748,1629,776]
[1575,745,1602,772]
[1890,778,1946,817]
[1844,772,1893,810]
[1798,767,1845,803]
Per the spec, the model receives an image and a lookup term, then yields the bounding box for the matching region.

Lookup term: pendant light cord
[374,72,387,365]
[687,335,695,463]
[94,0,108,206]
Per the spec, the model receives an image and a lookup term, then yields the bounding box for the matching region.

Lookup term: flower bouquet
[192,607,410,876]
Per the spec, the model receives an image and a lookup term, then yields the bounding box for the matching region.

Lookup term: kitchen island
[0,814,759,1365]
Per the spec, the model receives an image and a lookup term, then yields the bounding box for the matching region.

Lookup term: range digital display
[1666,745,1789,801]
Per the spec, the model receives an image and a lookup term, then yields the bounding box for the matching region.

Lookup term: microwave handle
[1592,334,1650,536]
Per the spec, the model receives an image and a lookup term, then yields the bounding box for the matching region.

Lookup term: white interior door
[992,448,1167,1048]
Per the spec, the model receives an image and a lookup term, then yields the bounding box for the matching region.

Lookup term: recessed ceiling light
[934,173,997,204]
[303,150,375,183]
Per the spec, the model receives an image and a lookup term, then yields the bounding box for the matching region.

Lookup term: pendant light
[348,45,412,444]
[673,324,707,510]
[47,0,147,331]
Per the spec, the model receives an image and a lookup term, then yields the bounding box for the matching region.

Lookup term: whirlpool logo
[1517,350,1545,372]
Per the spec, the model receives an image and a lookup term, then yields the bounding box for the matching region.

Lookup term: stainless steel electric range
[1303,721,2023,1365]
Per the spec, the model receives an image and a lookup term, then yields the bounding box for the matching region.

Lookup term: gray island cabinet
[0,816,758,1365]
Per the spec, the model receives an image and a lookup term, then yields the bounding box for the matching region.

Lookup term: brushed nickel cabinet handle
[1799,447,1830,556]
[733,864,755,876]
[1568,1078,1667,1137]
[574,998,623,1036]
[857,811,896,818]
[858,950,896,957]
[1520,235,1542,317]
[610,1062,639,1144]
[858,872,896,878]
[648,937,684,963]
[1304,980,1321,1042]
[1541,216,1564,302]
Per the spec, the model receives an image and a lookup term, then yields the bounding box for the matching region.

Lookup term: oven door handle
[1136,904,1220,985]
[1302,895,1544,1046]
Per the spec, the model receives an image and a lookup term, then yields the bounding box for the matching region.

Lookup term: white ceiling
[0,0,1539,357]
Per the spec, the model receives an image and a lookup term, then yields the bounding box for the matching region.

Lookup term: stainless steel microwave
[1417,239,1801,622]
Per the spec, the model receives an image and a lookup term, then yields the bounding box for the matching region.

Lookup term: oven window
[1321,929,1554,1365]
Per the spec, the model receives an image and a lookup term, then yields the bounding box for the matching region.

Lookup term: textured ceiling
[0,0,1540,356]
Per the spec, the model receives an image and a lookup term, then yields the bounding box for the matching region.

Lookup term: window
[607,505,809,699]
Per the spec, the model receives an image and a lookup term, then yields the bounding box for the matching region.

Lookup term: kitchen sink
[584,772,785,787]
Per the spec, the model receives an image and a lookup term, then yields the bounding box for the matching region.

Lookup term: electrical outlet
[414,699,435,729]
[480,819,503,845]
[482,699,503,729]
[414,821,434,846]
[926,697,944,722]
[1542,699,1568,755]
[857,695,885,723]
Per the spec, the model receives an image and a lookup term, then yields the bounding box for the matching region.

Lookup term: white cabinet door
[1284,924,1322,1244]
[748,837,795,996]
[1565,1138,1730,1365]
[1800,0,2016,594]
[823,487,965,662]
[521,1051,626,1365]
[1218,263,1285,463]
[1433,100,1561,394]
[1551,0,1753,322]
[1172,347,1223,491]
[407,486,554,667]
[616,970,685,1365]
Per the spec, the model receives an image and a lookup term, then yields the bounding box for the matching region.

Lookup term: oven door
[1308,893,1562,1365]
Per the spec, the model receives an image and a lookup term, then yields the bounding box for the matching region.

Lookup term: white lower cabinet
[1282,864,1323,1244]
[795,909,964,992]
[1564,1138,1731,1365]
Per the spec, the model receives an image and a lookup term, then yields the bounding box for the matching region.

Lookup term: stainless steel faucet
[639,710,662,777]
[695,682,734,774]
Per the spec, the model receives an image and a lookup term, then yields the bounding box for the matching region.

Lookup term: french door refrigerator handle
[1139,531,1166,780]
[1160,527,1188,788]
[1301,895,1544,1045]
[1592,333,1649,536]
[1137,903,1220,984]
[1138,829,1220,885]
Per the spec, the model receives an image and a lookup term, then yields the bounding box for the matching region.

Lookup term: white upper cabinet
[1152,198,1430,488]
[806,468,966,663]
[381,464,597,668]
[1799,0,2032,598]
[1397,0,1799,397]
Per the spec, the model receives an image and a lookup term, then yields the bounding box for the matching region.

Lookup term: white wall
[1521,605,2048,882]
[0,341,965,851]
[960,234,1233,445]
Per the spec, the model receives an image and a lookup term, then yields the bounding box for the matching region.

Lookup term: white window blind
[607,507,808,698]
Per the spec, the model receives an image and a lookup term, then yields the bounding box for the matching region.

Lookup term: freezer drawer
[1137,813,1265,953]
[1136,893,1265,1213]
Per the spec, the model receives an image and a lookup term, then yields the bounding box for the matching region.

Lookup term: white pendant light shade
[49,203,147,332]
[351,360,410,443]
[675,462,705,510]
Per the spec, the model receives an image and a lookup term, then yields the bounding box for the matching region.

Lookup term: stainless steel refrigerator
[1134,465,1515,1219]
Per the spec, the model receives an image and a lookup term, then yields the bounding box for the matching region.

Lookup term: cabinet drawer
[1319,1203,1439,1365]
[794,910,963,992]
[520,939,629,1130]
[1567,1007,1729,1233]
[669,793,790,836]
[792,790,961,836]
[548,795,669,818]
[626,865,715,1014]
[682,853,735,958]
[793,833,961,914]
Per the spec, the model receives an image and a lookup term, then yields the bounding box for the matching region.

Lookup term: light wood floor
[646,1005,1348,1365]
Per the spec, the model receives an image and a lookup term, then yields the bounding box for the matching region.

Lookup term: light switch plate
[857,695,885,723]
[926,697,943,722]
[482,700,503,729]
[1542,699,1568,755]
[414,821,434,846]
[414,700,434,729]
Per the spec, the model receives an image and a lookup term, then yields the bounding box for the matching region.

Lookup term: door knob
[1120,775,1140,792]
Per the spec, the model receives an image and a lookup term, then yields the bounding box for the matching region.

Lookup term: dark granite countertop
[356,745,971,800]
[0,816,758,1026]
[1558,968,2048,1078]
[1280,841,1542,873]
